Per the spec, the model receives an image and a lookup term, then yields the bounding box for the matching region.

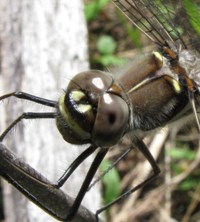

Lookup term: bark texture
[0,1,101,221]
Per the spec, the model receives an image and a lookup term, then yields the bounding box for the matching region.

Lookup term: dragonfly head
[56,70,129,147]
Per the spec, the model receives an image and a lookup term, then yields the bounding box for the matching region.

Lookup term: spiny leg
[0,91,57,107]
[55,144,98,188]
[95,137,160,219]
[64,147,108,221]
[0,112,56,141]
[88,145,132,191]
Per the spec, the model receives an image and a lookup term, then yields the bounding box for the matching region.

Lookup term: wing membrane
[113,0,200,53]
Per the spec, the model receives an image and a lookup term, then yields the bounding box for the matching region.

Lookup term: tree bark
[0,1,101,221]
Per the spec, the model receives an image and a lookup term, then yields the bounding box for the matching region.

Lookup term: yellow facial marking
[77,104,92,113]
[58,95,91,139]
[71,90,85,102]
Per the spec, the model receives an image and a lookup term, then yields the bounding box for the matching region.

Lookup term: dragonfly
[0,0,200,221]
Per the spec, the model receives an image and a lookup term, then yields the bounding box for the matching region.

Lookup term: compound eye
[92,93,129,147]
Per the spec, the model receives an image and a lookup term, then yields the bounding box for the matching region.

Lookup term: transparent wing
[113,0,200,53]
[170,0,200,52]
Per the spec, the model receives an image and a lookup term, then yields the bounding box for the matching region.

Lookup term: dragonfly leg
[189,90,200,132]
[88,145,132,191]
[0,144,99,221]
[95,137,160,220]
[0,91,57,107]
[63,147,108,221]
[0,112,56,141]
[55,144,98,188]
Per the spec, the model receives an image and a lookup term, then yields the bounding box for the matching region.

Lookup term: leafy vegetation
[100,159,120,206]
[168,144,200,191]
[85,0,110,22]
[96,35,125,66]
[84,0,141,67]
[183,0,200,35]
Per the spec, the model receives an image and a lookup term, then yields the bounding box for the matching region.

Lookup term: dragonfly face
[56,70,129,147]
[1,0,200,221]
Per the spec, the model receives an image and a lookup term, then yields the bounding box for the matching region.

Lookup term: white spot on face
[103,94,113,104]
[92,77,104,89]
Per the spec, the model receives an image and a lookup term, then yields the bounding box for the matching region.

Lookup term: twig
[112,128,169,222]
[0,143,103,222]
[118,139,200,221]
[182,185,200,222]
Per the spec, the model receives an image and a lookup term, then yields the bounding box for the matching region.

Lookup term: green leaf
[84,0,110,22]
[183,0,200,35]
[84,2,99,21]
[100,159,120,205]
[98,0,110,8]
[127,28,141,48]
[97,35,117,55]
[180,177,199,190]
[168,147,196,161]
[171,163,183,174]
[96,54,125,66]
